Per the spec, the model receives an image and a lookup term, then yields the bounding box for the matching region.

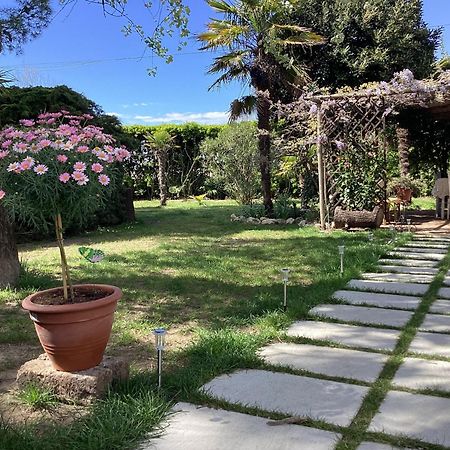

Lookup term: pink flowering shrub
[0,111,131,302]
[0,111,130,232]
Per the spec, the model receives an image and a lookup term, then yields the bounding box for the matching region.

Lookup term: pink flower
[73,161,86,172]
[38,139,52,149]
[98,174,110,186]
[59,173,71,183]
[19,119,35,127]
[7,162,21,173]
[0,150,9,159]
[14,142,28,153]
[34,164,48,175]
[20,157,35,170]
[0,190,5,200]
[57,154,68,163]
[1,140,12,148]
[96,150,109,161]
[91,163,103,173]
[77,145,89,153]
[72,171,89,185]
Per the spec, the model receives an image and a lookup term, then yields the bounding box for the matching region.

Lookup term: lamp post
[338,245,345,276]
[153,328,167,389]
[280,268,290,311]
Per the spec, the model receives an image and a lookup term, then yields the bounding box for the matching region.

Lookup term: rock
[298,220,307,227]
[275,219,286,224]
[261,219,277,225]
[230,214,238,222]
[17,354,129,405]
[285,218,295,224]
[246,217,260,224]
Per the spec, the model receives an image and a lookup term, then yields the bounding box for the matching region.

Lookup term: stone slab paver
[393,246,447,254]
[357,443,404,450]
[201,369,369,427]
[287,321,400,351]
[259,343,388,383]
[409,331,450,357]
[361,272,433,284]
[419,314,450,333]
[347,280,428,296]
[368,390,450,447]
[404,242,449,249]
[377,265,439,275]
[430,299,450,314]
[144,402,340,450]
[332,290,420,310]
[438,287,450,299]
[387,251,444,261]
[379,259,438,268]
[443,277,450,286]
[310,304,412,328]
[393,357,450,392]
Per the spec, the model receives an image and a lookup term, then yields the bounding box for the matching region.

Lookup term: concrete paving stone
[393,246,447,254]
[438,287,450,299]
[378,258,438,268]
[259,343,388,383]
[442,277,450,287]
[393,357,450,392]
[332,290,420,310]
[387,251,445,261]
[310,304,413,328]
[377,265,439,275]
[201,369,369,427]
[361,272,433,284]
[404,242,449,249]
[357,443,404,450]
[287,321,400,351]
[419,314,450,333]
[409,331,450,357]
[347,280,428,296]
[368,390,450,447]
[144,402,341,450]
[429,299,450,314]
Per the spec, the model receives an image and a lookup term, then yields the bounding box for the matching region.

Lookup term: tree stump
[334,206,384,229]
[0,205,20,287]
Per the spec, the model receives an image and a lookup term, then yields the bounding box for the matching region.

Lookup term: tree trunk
[257,93,273,216]
[397,127,410,177]
[0,206,20,288]
[157,149,168,206]
[334,206,384,229]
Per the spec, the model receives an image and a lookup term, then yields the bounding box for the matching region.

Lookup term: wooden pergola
[278,70,450,229]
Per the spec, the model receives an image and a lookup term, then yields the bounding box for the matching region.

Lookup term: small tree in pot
[0,111,131,371]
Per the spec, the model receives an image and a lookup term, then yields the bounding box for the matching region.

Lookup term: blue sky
[1,0,449,126]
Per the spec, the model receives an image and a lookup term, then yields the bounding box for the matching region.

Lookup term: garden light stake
[153,328,167,389]
[280,268,290,311]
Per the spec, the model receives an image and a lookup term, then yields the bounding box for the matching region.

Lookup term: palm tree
[145,129,175,206]
[199,0,323,214]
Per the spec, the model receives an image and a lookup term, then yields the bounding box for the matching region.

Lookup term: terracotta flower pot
[22,284,121,372]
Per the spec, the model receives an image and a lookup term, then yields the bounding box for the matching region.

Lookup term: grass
[0,199,415,449]
[18,384,58,409]
[410,196,435,210]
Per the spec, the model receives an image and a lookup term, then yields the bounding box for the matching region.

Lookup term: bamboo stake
[54,214,73,303]
[317,109,326,229]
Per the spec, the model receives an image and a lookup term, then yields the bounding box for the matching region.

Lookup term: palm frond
[207,50,250,74]
[208,67,249,90]
[0,70,13,88]
[198,21,249,50]
[207,0,239,16]
[229,95,256,122]
[274,33,325,46]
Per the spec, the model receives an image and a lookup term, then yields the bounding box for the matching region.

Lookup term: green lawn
[0,200,407,450]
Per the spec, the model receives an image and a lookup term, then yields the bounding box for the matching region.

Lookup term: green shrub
[201,122,260,205]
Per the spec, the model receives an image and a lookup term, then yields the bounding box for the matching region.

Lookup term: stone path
[145,232,450,450]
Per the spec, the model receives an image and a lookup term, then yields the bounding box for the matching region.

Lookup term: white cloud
[106,112,129,119]
[132,111,229,125]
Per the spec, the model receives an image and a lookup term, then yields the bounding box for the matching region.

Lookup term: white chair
[432,178,450,219]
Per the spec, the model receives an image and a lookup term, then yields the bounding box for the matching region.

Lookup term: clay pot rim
[22,284,122,314]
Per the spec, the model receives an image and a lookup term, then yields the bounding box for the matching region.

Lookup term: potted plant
[0,111,131,372]
[387,175,421,202]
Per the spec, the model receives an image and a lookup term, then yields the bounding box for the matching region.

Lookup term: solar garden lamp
[368,231,374,242]
[338,245,345,276]
[407,218,412,232]
[389,224,396,240]
[153,328,167,389]
[280,268,290,312]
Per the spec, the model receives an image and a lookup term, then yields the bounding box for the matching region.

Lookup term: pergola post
[317,107,326,229]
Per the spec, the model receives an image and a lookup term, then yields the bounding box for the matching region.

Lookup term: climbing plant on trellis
[317,95,388,224]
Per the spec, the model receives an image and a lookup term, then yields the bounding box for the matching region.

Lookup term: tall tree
[291,0,440,89]
[198,0,323,214]
[145,129,175,206]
